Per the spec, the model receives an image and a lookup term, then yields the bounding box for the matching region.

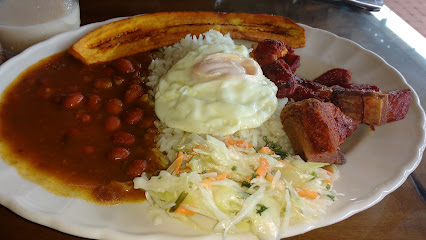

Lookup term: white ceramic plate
[0,17,425,240]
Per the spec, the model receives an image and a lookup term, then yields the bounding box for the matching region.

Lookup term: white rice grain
[147,30,293,162]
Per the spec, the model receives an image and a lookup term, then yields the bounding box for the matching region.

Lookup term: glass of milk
[0,0,80,58]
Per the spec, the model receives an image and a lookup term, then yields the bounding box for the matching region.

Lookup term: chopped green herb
[242,181,252,188]
[201,171,207,174]
[310,171,318,180]
[231,166,237,171]
[251,173,259,179]
[326,184,331,190]
[169,191,188,212]
[256,204,268,215]
[262,136,288,159]
[327,195,335,201]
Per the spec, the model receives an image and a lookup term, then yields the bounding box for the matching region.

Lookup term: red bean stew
[0,51,166,204]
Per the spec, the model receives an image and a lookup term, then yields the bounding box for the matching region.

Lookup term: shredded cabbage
[134,135,339,240]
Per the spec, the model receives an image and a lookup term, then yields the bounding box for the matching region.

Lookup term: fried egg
[155,44,278,135]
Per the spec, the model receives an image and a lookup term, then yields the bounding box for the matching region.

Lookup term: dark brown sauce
[0,51,166,204]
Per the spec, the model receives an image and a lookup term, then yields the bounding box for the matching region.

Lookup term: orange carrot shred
[266,173,274,182]
[296,188,319,199]
[322,165,334,173]
[174,205,196,215]
[178,168,192,173]
[225,137,253,148]
[255,157,269,178]
[260,147,275,155]
[171,152,185,175]
[201,172,228,188]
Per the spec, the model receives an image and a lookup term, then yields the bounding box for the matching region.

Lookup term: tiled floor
[385,0,426,37]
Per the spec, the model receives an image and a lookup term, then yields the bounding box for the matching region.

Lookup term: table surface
[0,0,425,239]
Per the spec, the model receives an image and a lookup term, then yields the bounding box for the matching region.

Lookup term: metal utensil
[343,0,384,11]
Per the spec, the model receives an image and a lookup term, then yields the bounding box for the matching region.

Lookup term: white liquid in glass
[0,0,80,56]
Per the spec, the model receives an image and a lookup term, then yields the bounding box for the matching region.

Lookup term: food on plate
[69,12,305,64]
[132,30,340,240]
[0,12,414,240]
[134,135,339,240]
[281,99,359,165]
[252,39,411,164]
[332,88,412,125]
[252,39,412,126]
[155,43,278,135]
[0,51,167,204]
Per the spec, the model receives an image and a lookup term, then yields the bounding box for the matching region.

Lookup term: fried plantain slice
[69,11,305,64]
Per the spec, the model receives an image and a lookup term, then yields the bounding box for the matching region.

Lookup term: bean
[108,147,130,161]
[87,94,102,111]
[63,93,84,109]
[126,159,148,177]
[112,58,135,74]
[124,84,143,103]
[112,131,135,146]
[106,98,123,115]
[125,108,143,125]
[105,116,121,131]
[93,78,112,90]
[113,76,125,86]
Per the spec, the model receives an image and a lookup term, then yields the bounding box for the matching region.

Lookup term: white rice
[146,30,293,162]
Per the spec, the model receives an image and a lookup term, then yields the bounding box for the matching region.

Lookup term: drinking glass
[0,0,81,58]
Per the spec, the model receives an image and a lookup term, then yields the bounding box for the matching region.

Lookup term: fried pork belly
[280,98,358,165]
[251,39,288,66]
[262,59,297,97]
[332,88,388,125]
[332,88,411,125]
[386,89,412,123]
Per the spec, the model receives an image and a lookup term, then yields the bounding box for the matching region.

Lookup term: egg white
[155,44,278,135]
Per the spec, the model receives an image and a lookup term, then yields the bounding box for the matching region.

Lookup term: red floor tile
[385,0,426,37]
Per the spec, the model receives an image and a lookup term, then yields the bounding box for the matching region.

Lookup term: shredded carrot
[266,173,274,182]
[201,172,228,188]
[178,168,192,173]
[325,170,334,184]
[279,160,296,170]
[260,147,275,155]
[174,205,196,215]
[192,145,207,150]
[216,172,228,181]
[191,145,207,155]
[225,137,253,149]
[296,188,319,199]
[171,152,186,175]
[322,165,334,173]
[255,157,269,178]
